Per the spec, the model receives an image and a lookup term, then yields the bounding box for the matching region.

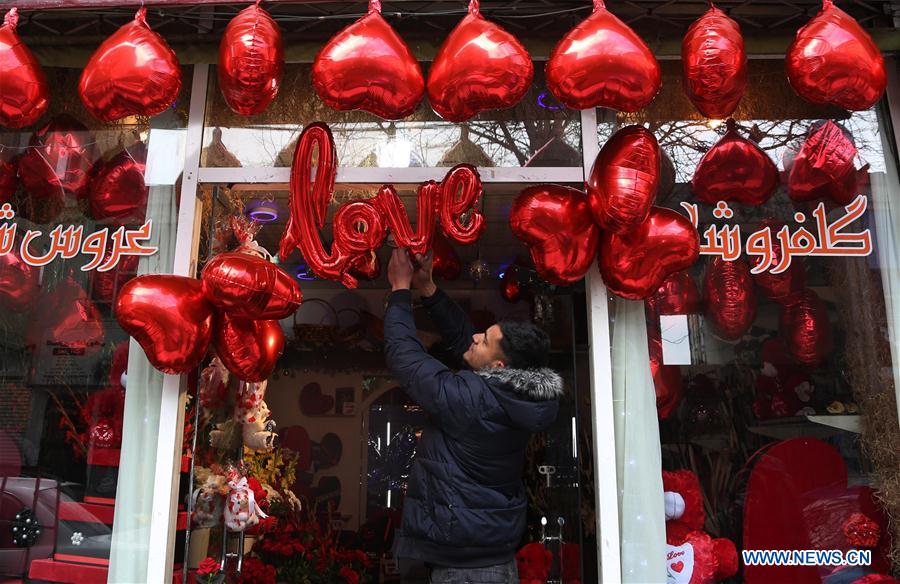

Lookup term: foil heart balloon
[213,313,284,382]
[510,184,600,286]
[427,0,533,122]
[19,114,96,203]
[219,2,284,116]
[432,233,461,281]
[691,119,779,206]
[546,0,660,112]
[681,4,747,119]
[202,251,302,320]
[0,8,49,129]
[115,275,214,374]
[79,8,182,122]
[0,147,18,203]
[313,0,423,120]
[751,219,807,304]
[780,290,833,366]
[588,125,660,234]
[786,0,886,111]
[89,141,148,226]
[648,332,683,420]
[27,278,105,355]
[598,207,700,300]
[0,244,40,312]
[646,271,701,322]
[788,121,859,204]
[704,257,756,341]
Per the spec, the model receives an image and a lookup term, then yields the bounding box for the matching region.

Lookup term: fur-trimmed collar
[475,367,564,401]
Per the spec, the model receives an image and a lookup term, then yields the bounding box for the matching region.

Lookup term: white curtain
[612,297,667,583]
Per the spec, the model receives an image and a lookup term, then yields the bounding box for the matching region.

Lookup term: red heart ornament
[692,119,779,206]
[671,561,684,573]
[681,4,747,119]
[213,313,284,382]
[788,121,859,204]
[588,125,660,234]
[427,0,533,122]
[704,257,756,341]
[647,271,701,321]
[202,251,302,320]
[219,2,283,117]
[780,289,832,367]
[546,0,660,112]
[313,0,423,120]
[786,0,886,111]
[0,8,49,129]
[115,275,214,374]
[510,184,600,286]
[751,219,807,304]
[89,141,148,227]
[27,278,105,356]
[19,114,97,204]
[0,243,40,312]
[598,207,700,300]
[79,8,182,122]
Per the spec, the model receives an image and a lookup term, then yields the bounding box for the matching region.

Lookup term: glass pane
[181,182,593,582]
[201,63,581,168]
[0,65,191,582]
[605,60,900,582]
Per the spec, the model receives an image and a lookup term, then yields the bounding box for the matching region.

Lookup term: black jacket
[384,288,563,567]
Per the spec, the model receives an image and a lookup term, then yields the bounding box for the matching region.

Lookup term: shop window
[0,66,192,582]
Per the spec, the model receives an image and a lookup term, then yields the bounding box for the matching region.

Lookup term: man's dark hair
[498,321,551,370]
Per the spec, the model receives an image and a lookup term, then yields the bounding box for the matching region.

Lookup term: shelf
[748,415,861,440]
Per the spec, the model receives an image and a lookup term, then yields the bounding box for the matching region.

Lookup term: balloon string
[726,118,737,132]
[135,6,148,25]
[4,7,18,29]
[707,0,715,8]
[469,0,480,16]
[369,0,382,13]
[822,0,833,8]
[593,0,606,11]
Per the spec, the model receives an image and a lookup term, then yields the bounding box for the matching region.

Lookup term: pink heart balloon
[704,257,756,341]
[788,121,859,204]
[427,0,533,122]
[0,8,49,129]
[786,0,886,111]
[598,207,700,300]
[546,0,660,112]
[313,0,423,120]
[219,2,284,116]
[587,125,660,234]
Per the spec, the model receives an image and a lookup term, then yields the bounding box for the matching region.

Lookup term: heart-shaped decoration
[788,121,859,204]
[681,4,747,118]
[202,250,302,320]
[219,2,284,116]
[671,561,684,573]
[598,207,700,300]
[692,120,779,206]
[313,0,423,120]
[510,184,600,286]
[27,278,105,356]
[79,8,182,122]
[115,275,214,374]
[546,0,660,112]
[427,0,533,122]
[588,125,660,234]
[19,114,96,204]
[300,382,335,416]
[647,271,701,321]
[0,8,49,128]
[780,290,832,367]
[89,141,148,227]
[0,244,40,312]
[704,257,756,341]
[213,313,284,382]
[786,0,886,111]
[751,219,807,304]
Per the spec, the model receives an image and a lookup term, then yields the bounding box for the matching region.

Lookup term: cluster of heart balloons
[511,125,701,300]
[115,243,301,380]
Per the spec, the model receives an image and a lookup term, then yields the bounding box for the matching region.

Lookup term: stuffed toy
[242,400,277,451]
[516,542,552,584]
[191,469,227,529]
[224,467,267,532]
[234,380,268,424]
[663,470,738,584]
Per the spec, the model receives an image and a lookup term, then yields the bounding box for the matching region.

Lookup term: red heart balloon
[704,257,756,341]
[202,251,302,320]
[19,114,96,205]
[546,0,660,112]
[91,251,139,304]
[27,278,105,355]
[510,184,600,286]
[0,244,40,312]
[427,0,533,122]
[313,0,423,120]
[751,219,807,304]
[780,290,832,367]
[788,121,859,204]
[681,4,747,119]
[213,313,284,382]
[0,8,49,129]
[0,147,18,204]
[219,3,284,116]
[648,330,683,420]
[598,207,700,300]
[89,141,148,227]
[692,119,779,206]
[647,271,701,321]
[115,275,214,374]
[786,0,886,111]
[432,233,461,281]
[588,125,660,234]
[79,8,182,122]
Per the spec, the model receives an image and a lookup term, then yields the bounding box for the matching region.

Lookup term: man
[384,248,563,584]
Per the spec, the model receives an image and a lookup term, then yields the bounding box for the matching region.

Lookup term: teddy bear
[516,542,552,584]
[242,400,277,451]
[663,469,738,584]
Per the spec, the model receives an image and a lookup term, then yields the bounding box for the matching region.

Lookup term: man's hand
[412,251,437,297]
[388,248,414,292]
